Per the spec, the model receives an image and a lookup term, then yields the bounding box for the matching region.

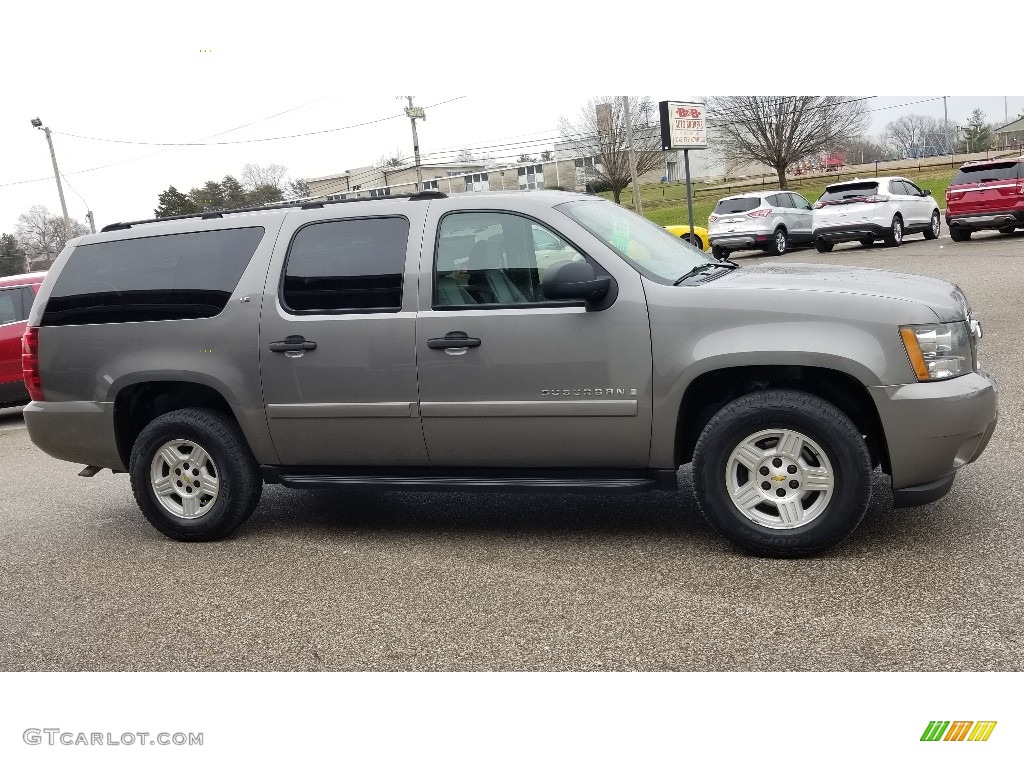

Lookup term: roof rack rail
[99,189,447,232]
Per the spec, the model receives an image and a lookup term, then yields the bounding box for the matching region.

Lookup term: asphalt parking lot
[1,228,1022,672]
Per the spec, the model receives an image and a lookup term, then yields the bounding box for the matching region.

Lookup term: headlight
[900,322,972,381]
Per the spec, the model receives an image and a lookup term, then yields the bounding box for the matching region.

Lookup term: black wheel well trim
[113,380,239,468]
[674,364,890,474]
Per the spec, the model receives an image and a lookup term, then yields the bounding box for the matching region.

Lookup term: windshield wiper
[673,261,736,286]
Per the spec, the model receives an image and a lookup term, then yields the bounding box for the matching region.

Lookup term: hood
[713,263,969,322]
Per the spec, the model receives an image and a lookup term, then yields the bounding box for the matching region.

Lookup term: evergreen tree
[154,186,198,218]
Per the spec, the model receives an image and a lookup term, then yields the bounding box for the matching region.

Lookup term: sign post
[658,101,708,249]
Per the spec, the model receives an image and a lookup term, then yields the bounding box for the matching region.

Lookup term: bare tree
[15,205,89,270]
[708,96,868,189]
[375,149,408,169]
[454,147,478,163]
[882,114,954,158]
[558,96,664,204]
[539,150,554,162]
[240,163,288,191]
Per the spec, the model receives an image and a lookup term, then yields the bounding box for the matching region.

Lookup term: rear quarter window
[42,227,264,326]
[713,198,761,214]
[951,161,1022,185]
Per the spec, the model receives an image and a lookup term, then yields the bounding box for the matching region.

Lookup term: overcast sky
[1,4,1020,235]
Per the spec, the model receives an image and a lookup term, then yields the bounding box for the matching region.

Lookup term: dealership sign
[658,101,708,150]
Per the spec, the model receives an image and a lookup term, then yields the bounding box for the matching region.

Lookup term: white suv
[812,176,941,252]
[707,190,815,259]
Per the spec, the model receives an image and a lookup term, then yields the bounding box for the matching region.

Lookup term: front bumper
[869,370,998,499]
[23,400,125,471]
[945,209,1024,230]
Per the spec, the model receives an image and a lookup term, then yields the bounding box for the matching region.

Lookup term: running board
[261,467,677,494]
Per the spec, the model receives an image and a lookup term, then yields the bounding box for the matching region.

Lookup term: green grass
[604,166,959,229]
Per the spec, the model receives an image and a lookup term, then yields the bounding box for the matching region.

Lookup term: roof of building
[994,116,1024,133]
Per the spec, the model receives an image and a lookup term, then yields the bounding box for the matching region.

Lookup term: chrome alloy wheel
[775,229,787,254]
[892,217,902,243]
[724,428,834,529]
[149,439,220,519]
[931,212,940,237]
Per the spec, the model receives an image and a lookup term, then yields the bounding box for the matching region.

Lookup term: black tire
[691,389,872,558]
[883,215,903,247]
[767,227,788,256]
[949,227,971,242]
[998,225,1016,235]
[129,407,262,541]
[814,237,833,253]
[923,210,941,240]
[711,244,730,260]
[684,233,704,250]
[859,238,874,247]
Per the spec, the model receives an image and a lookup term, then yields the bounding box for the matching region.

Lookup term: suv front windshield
[557,200,714,284]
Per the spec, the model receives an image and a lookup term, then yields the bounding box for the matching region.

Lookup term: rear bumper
[23,400,125,471]
[813,223,888,242]
[708,229,772,250]
[869,370,998,492]
[945,209,1024,230]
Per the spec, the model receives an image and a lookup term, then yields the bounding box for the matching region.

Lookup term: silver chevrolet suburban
[22,190,997,556]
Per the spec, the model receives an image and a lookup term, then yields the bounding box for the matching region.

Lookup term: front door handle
[269,335,317,353]
[427,332,482,350]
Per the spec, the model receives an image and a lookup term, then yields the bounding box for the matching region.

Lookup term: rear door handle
[269,335,317,352]
[427,332,482,350]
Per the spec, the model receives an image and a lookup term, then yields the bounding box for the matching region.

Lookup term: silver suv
[22,191,997,557]
[708,190,815,259]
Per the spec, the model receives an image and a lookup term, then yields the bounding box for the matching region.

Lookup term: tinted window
[889,180,909,195]
[713,197,761,214]
[283,217,408,313]
[43,227,264,326]
[790,193,812,210]
[434,212,587,308]
[818,182,879,204]
[903,180,924,196]
[0,289,21,324]
[766,194,785,207]
[951,161,1022,185]
[22,287,36,318]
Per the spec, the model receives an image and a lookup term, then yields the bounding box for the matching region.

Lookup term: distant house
[993,117,1024,152]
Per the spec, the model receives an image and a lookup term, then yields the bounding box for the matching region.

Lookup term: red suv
[0,272,45,407]
[945,156,1024,241]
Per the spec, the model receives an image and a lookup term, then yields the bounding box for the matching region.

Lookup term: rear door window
[42,227,265,326]
[713,198,761,214]
[818,182,879,204]
[282,216,409,313]
[951,161,1022,185]
[0,288,21,324]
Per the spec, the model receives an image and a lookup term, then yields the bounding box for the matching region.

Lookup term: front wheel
[859,238,874,247]
[691,390,873,557]
[129,408,263,541]
[814,237,834,253]
[923,210,940,240]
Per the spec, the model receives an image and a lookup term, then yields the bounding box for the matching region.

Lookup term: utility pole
[943,97,950,156]
[402,97,425,192]
[621,96,643,216]
[31,118,72,238]
[85,211,96,234]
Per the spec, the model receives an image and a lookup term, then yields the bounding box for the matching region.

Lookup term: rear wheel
[691,390,873,557]
[923,210,941,240]
[998,225,1016,235]
[129,408,262,541]
[814,238,833,253]
[859,238,874,247]
[883,215,903,247]
[767,228,788,256]
[711,244,730,260]
[684,233,704,250]
[949,227,971,242]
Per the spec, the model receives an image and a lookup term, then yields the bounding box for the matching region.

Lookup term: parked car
[663,224,710,251]
[812,177,941,252]
[0,272,44,407]
[945,156,1024,241]
[707,190,815,259]
[22,190,996,557]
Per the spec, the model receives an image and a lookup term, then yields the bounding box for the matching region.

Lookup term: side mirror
[922,189,931,196]
[541,260,611,304]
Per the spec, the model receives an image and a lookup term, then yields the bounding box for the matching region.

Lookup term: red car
[946,156,1024,241]
[0,272,45,407]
